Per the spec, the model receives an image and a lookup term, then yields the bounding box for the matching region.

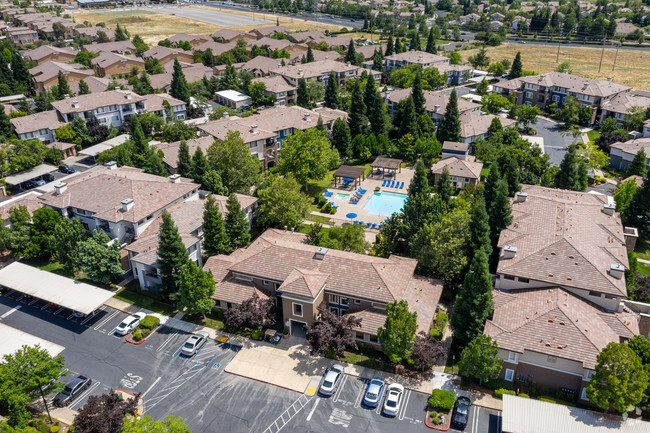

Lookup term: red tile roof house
[38,163,200,244]
[486,185,641,402]
[126,193,257,292]
[204,229,443,340]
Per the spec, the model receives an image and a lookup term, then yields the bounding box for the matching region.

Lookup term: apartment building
[51,90,146,128]
[23,45,77,65]
[143,46,195,66]
[10,110,65,143]
[251,75,297,105]
[269,59,378,88]
[384,88,481,124]
[384,50,450,73]
[30,61,94,93]
[91,52,144,77]
[609,137,650,172]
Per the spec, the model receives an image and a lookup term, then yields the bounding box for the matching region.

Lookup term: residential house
[441,141,470,159]
[211,29,254,43]
[150,61,213,92]
[126,193,258,291]
[437,63,474,85]
[141,93,187,121]
[73,26,116,41]
[204,229,443,339]
[51,90,146,128]
[91,52,144,77]
[270,59,377,88]
[431,155,483,189]
[83,40,136,54]
[609,137,650,172]
[155,136,215,173]
[247,37,297,57]
[599,90,650,125]
[459,111,516,143]
[192,41,235,60]
[384,88,481,125]
[492,71,631,122]
[0,191,42,223]
[143,46,194,66]
[242,56,285,77]
[168,33,210,48]
[198,105,347,170]
[38,163,200,244]
[251,75,297,105]
[384,51,450,73]
[30,61,94,93]
[457,13,481,25]
[69,76,114,95]
[247,26,290,40]
[289,48,341,64]
[10,110,65,143]
[6,27,38,47]
[302,35,351,51]
[490,12,505,21]
[23,46,77,65]
[511,16,530,30]
[215,90,252,109]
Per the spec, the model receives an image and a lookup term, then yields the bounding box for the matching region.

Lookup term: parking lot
[0,290,500,433]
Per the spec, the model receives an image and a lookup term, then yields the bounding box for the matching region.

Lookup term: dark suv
[53,375,92,407]
[59,164,76,174]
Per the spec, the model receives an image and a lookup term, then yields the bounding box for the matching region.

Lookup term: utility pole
[598,36,606,73]
[38,382,53,423]
[612,42,620,72]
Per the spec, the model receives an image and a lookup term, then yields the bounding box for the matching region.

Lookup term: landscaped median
[425,389,455,431]
[125,315,160,345]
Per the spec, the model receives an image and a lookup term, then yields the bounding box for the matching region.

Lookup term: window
[585,370,595,381]
[580,388,589,401]
[292,303,303,317]
[518,277,529,284]
[588,291,602,297]
[525,91,533,99]
[507,351,518,362]
[340,297,349,306]
[39,129,47,134]
[503,275,515,281]
[504,368,514,382]
[354,299,361,305]
[355,331,364,340]
[369,334,378,343]
[263,280,269,286]
[329,294,339,304]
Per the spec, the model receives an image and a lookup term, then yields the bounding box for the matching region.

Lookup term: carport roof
[4,164,57,186]
[0,262,114,315]
[0,323,65,359]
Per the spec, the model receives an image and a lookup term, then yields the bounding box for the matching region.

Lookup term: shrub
[428,389,455,410]
[36,422,48,433]
[215,308,225,320]
[494,388,517,399]
[139,315,159,331]
[318,197,327,206]
[326,347,336,359]
[329,207,337,214]
[430,311,448,340]
[538,396,576,407]
[518,393,530,398]
[539,385,549,396]
[50,427,60,433]
[322,203,332,213]
[485,379,513,390]
[251,329,264,340]
[133,329,143,341]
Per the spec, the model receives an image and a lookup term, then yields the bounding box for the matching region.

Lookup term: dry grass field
[460,44,650,90]
[74,7,340,45]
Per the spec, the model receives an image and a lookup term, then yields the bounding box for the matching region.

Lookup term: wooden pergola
[371,157,403,179]
[333,166,366,189]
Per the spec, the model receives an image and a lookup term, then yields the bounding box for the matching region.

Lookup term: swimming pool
[335,193,349,200]
[363,191,408,217]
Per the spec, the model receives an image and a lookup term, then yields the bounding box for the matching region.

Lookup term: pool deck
[315,166,415,228]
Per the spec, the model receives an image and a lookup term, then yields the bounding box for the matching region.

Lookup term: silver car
[181,331,209,356]
[318,364,345,396]
[115,312,146,336]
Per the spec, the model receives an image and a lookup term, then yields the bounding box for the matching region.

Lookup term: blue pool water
[363,191,408,217]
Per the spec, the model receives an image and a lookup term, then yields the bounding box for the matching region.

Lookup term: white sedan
[382,383,404,416]
[115,312,147,336]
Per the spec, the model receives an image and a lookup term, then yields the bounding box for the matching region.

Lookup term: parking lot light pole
[38,382,53,423]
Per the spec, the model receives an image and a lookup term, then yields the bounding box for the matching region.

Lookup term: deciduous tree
[378,300,418,364]
[224,293,275,330]
[306,304,362,357]
[122,415,190,433]
[52,218,85,270]
[75,230,122,284]
[614,178,637,214]
[410,331,445,370]
[73,390,139,433]
[458,335,503,385]
[176,261,215,319]
[207,131,262,193]
[624,175,650,239]
[25,207,61,258]
[257,174,310,229]
[278,129,339,191]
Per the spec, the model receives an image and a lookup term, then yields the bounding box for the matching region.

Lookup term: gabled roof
[143,46,191,61]
[500,72,630,99]
[193,40,234,55]
[52,90,145,114]
[610,136,650,156]
[496,185,629,297]
[23,45,77,62]
[91,51,143,69]
[155,136,214,169]
[601,90,650,115]
[10,110,64,134]
[385,50,449,64]
[459,111,516,139]
[83,40,136,54]
[485,288,638,369]
[141,93,186,112]
[30,61,93,84]
[168,33,209,44]
[431,156,483,179]
[251,75,296,93]
[386,88,480,115]
[279,268,328,297]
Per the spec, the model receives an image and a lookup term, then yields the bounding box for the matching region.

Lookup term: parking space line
[140,376,161,399]
[354,378,367,408]
[68,381,101,410]
[156,329,180,352]
[40,302,50,311]
[0,306,21,319]
[28,298,39,306]
[93,311,118,330]
[472,406,480,433]
[332,374,348,403]
[262,394,312,433]
[80,306,105,325]
[306,398,320,421]
[54,306,65,315]
[398,389,411,420]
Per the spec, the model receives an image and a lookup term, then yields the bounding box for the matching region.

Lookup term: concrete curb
[424,409,451,431]
[225,369,303,394]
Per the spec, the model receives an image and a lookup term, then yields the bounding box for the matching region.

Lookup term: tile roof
[38,165,199,224]
[0,191,43,220]
[348,308,387,335]
[610,137,650,156]
[51,90,144,114]
[155,136,214,169]
[460,111,516,139]
[279,268,328,297]
[150,62,212,90]
[485,288,638,369]
[251,75,296,93]
[74,26,116,40]
[91,51,143,69]
[385,50,449,64]
[601,91,650,115]
[211,29,247,40]
[30,61,93,84]
[23,45,77,62]
[141,93,186,112]
[247,37,292,52]
[249,26,289,37]
[243,56,285,75]
[10,110,64,134]
[496,185,629,297]
[501,72,631,99]
[386,88,481,115]
[70,76,112,94]
[143,46,190,61]
[431,156,483,179]
[168,33,209,44]
[270,59,361,80]
[442,141,469,152]
[192,40,235,56]
[84,40,136,54]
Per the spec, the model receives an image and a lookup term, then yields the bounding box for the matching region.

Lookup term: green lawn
[185,314,224,330]
[637,262,650,276]
[308,214,333,225]
[586,129,601,143]
[340,349,395,373]
[444,339,462,375]
[635,239,650,261]
[113,286,177,316]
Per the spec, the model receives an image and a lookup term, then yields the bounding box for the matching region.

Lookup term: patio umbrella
[346,213,357,219]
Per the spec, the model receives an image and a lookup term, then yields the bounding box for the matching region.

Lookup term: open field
[460,44,650,90]
[73,6,340,45]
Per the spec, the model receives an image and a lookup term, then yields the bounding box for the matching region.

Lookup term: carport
[0,323,65,359]
[4,164,57,188]
[0,262,114,316]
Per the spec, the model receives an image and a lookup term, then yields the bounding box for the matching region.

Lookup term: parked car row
[21,165,75,190]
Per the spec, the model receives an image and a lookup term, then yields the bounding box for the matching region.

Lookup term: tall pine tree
[297,78,311,109]
[412,68,425,116]
[12,53,31,92]
[408,159,429,197]
[78,79,90,95]
[191,147,209,187]
[157,211,189,298]
[488,178,512,242]
[469,196,492,258]
[324,72,340,109]
[332,118,352,157]
[364,76,386,136]
[177,140,192,178]
[437,89,461,143]
[202,195,229,256]
[344,39,357,64]
[385,35,394,56]
[170,59,190,104]
[348,79,366,137]
[306,46,315,63]
[628,148,647,177]
[554,145,587,191]
[484,164,500,206]
[624,175,650,238]
[425,26,437,54]
[224,194,250,251]
[436,166,454,203]
[57,71,72,100]
[509,51,523,79]
[409,31,421,51]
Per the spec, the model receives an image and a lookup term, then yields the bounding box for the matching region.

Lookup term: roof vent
[298,68,303,75]
[563,69,569,74]
[125,91,132,100]
[169,174,181,183]
[250,124,258,133]
[583,81,589,88]
[610,263,624,280]
[121,198,134,213]
[603,203,615,216]
[418,55,423,61]
[515,192,528,202]
[314,247,328,260]
[223,112,229,119]
[104,161,118,170]
[434,104,440,113]
[607,76,612,82]
[303,112,310,120]
[54,182,66,195]
[72,100,79,108]
[503,245,517,259]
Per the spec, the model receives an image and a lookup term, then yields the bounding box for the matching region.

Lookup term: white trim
[504,368,514,382]
[289,319,307,336]
[281,293,319,305]
[580,387,589,401]
[517,360,586,378]
[507,351,518,363]
[292,302,303,317]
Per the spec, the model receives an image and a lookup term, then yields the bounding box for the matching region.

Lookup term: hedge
[518,393,530,398]
[133,329,143,341]
[538,396,576,407]
[139,315,160,331]
[485,379,513,390]
[494,389,517,399]
[428,389,456,410]
[251,329,265,340]
[430,311,448,340]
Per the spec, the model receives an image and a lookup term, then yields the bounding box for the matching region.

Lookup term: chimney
[121,198,134,213]
[384,90,390,99]
[346,62,350,66]
[607,76,612,82]
[54,182,66,195]
[602,203,615,216]
[624,227,639,252]
[434,104,440,113]
[250,124,257,133]
[563,69,569,74]
[610,263,624,280]
[125,91,132,100]
[223,112,229,119]
[298,68,303,75]
[503,245,517,259]
[583,82,589,88]
[303,112,310,121]
[515,192,528,202]
[64,94,70,99]
[72,100,79,108]
[314,246,328,260]
[169,174,181,183]
[418,55,423,61]
[104,161,118,170]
